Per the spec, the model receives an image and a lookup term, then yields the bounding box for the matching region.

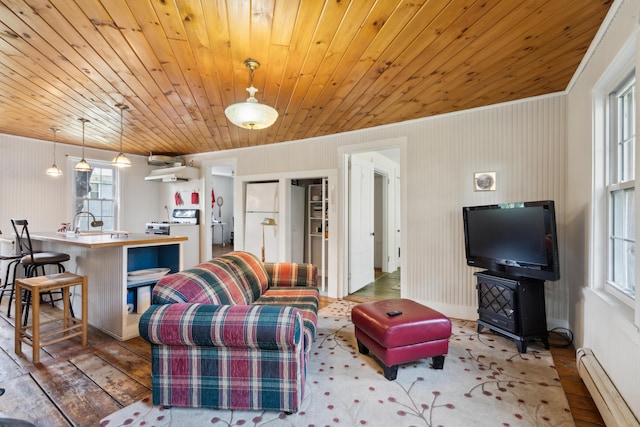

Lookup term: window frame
[72,160,120,232]
[605,71,636,306]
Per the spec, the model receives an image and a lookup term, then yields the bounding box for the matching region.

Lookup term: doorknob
[370,232,375,236]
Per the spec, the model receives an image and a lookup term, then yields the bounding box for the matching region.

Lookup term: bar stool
[0,253,21,317]
[11,219,71,325]
[14,272,88,364]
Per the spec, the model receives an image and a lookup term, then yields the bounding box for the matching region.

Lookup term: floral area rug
[101,300,573,426]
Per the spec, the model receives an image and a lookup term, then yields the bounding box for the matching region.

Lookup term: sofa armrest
[263,263,317,288]
[139,303,303,350]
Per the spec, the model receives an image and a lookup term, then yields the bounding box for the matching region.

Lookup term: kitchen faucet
[73,211,104,233]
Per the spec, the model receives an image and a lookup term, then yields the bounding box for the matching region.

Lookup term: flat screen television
[462,200,560,281]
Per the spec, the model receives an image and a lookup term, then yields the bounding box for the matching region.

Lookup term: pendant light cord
[117,104,129,152]
[81,119,86,157]
[120,106,124,151]
[50,127,59,157]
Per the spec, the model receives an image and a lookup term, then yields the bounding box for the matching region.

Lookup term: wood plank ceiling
[0,0,613,156]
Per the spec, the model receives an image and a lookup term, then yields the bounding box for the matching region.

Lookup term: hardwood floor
[0,301,152,425]
[349,269,401,300]
[0,257,604,425]
[550,342,606,426]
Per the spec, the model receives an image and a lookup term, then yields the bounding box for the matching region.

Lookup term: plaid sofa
[138,251,319,413]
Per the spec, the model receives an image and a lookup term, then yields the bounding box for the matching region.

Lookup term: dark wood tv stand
[474,271,549,353]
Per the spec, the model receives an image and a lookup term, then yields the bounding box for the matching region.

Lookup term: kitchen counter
[30,232,189,340]
[30,231,187,248]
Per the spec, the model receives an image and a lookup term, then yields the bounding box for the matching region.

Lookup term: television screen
[462,200,560,281]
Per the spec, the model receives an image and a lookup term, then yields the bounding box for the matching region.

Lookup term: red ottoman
[351,298,452,380]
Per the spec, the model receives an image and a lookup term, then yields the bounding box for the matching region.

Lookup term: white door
[349,155,375,293]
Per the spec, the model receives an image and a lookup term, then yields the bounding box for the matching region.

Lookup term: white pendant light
[224,59,278,130]
[112,104,131,167]
[75,118,92,172]
[45,127,63,176]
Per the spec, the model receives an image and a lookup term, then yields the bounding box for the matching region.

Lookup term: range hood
[145,165,200,182]
[147,154,185,167]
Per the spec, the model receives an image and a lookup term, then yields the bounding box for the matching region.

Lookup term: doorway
[346,147,401,298]
[374,170,388,273]
[209,164,235,260]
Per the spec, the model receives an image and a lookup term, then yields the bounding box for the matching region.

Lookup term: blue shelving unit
[126,244,180,313]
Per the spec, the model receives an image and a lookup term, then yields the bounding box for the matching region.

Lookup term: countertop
[29,232,187,248]
[0,236,13,244]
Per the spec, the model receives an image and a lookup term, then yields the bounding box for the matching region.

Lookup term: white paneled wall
[0,134,70,231]
[401,97,567,321]
[583,290,640,420]
[566,0,640,419]
[193,94,568,324]
[0,132,159,234]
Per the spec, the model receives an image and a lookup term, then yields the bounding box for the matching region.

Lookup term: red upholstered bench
[351,298,452,380]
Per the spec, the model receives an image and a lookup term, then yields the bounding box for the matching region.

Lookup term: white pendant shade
[46,164,63,176]
[74,158,92,172]
[46,127,63,176]
[112,152,131,167]
[225,92,278,129]
[75,118,92,172]
[225,59,278,130]
[112,104,131,167]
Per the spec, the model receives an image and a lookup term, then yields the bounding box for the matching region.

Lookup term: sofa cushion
[263,262,317,288]
[152,251,269,305]
[255,287,319,351]
[140,303,302,350]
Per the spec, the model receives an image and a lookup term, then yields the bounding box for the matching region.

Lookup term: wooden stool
[14,272,88,363]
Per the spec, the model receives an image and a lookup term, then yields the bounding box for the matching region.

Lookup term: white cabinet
[307,179,328,291]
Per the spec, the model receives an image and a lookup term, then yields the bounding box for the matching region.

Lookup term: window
[73,163,116,231]
[607,74,636,300]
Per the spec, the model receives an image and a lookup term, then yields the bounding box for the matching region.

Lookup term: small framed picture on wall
[474,171,496,191]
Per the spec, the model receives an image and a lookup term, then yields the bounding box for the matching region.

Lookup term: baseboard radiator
[576,348,639,426]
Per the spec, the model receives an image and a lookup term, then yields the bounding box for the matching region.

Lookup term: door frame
[338,137,407,299]
[373,168,390,273]
[201,158,237,263]
[234,168,339,297]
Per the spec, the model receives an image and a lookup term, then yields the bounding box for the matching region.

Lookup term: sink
[66,230,129,238]
[66,230,106,236]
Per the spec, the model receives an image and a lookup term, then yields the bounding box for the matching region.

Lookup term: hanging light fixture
[75,118,92,172]
[112,104,131,167]
[224,59,278,130]
[45,127,63,176]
